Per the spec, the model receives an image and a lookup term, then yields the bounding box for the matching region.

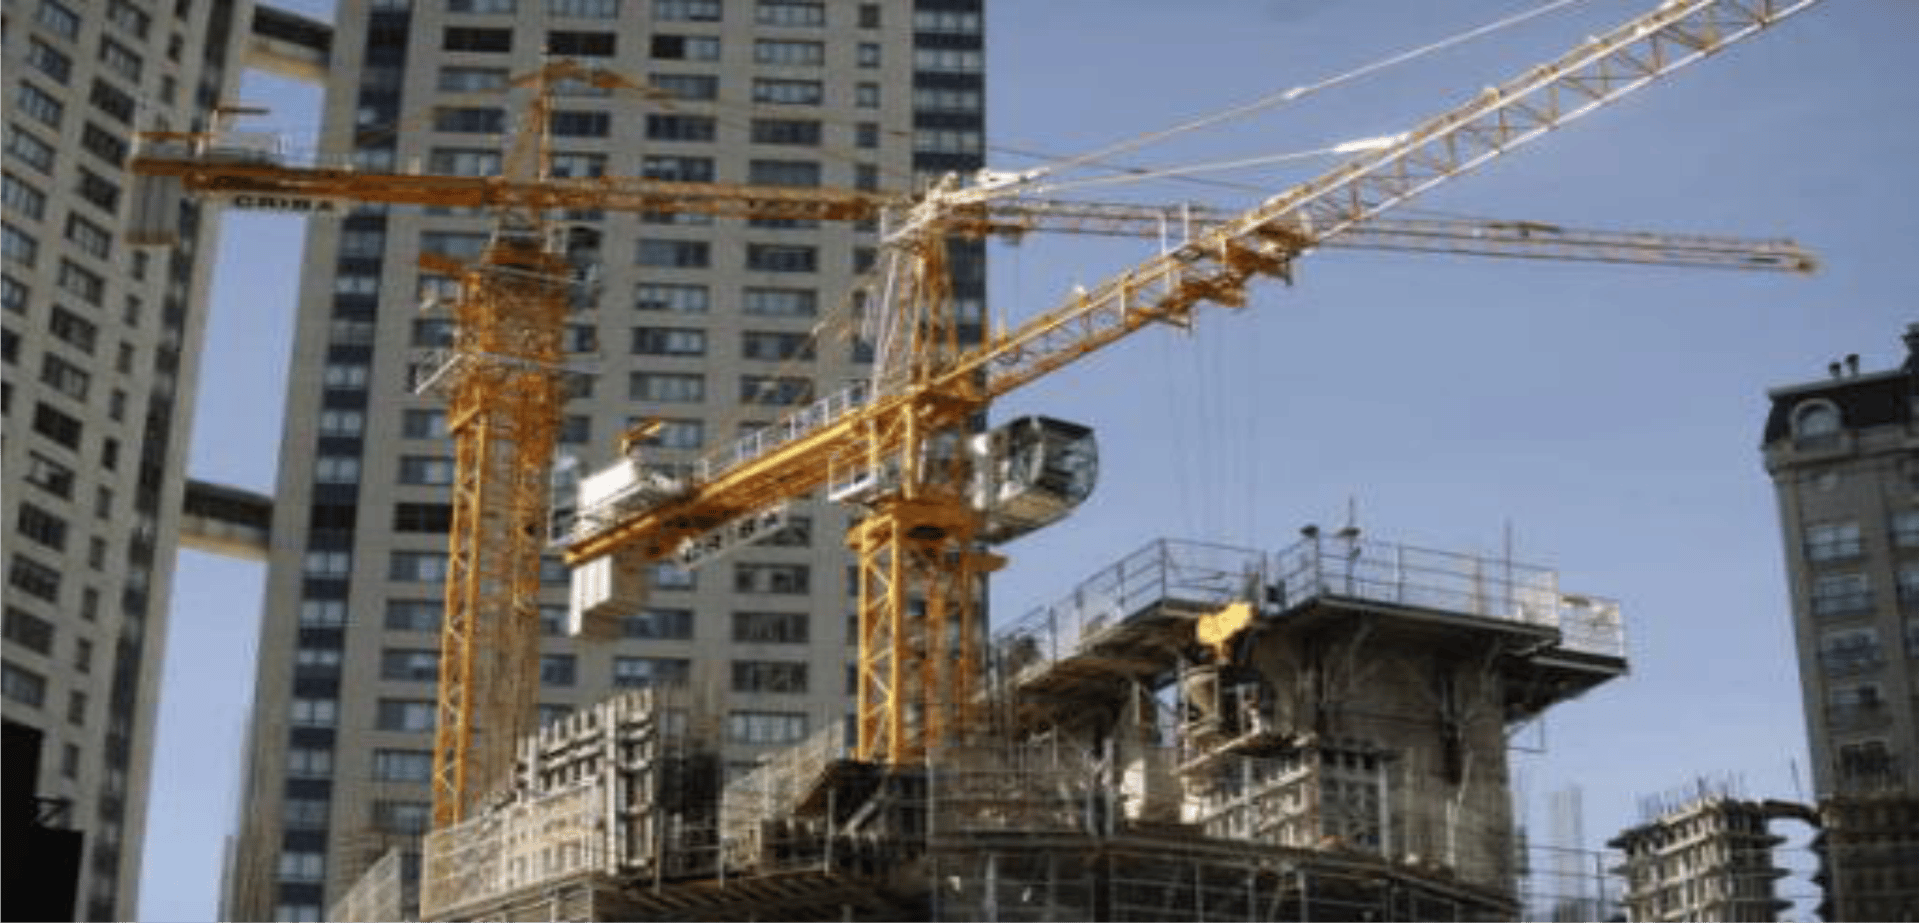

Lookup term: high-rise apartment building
[220,2,984,919]
[1760,326,1917,798]
[2,0,253,916]
[1760,326,1918,921]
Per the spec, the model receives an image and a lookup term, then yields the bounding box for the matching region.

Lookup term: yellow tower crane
[558,0,1824,768]
[131,0,1821,825]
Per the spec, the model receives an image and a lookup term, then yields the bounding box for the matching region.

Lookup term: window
[640,156,715,186]
[56,260,103,305]
[913,8,981,33]
[284,797,330,830]
[439,66,510,92]
[1899,565,1917,607]
[612,656,691,688]
[372,800,431,835]
[549,152,606,178]
[390,551,450,582]
[449,0,518,11]
[399,456,455,485]
[914,86,983,113]
[548,30,615,56]
[3,276,27,315]
[444,27,513,51]
[654,0,721,20]
[5,127,55,174]
[540,654,576,686]
[25,450,74,495]
[433,106,505,134]
[753,79,823,106]
[732,660,807,693]
[373,749,432,782]
[913,47,984,75]
[550,110,611,137]
[322,363,370,390]
[637,238,711,268]
[1805,522,1863,562]
[650,562,697,590]
[394,503,452,533]
[634,283,709,314]
[15,84,64,129]
[403,408,448,439]
[106,0,150,36]
[649,35,720,62]
[747,243,818,273]
[378,649,439,683]
[735,562,809,594]
[755,0,823,26]
[427,147,503,176]
[36,0,81,39]
[750,119,822,147]
[748,159,821,188]
[298,599,348,627]
[3,607,55,655]
[278,844,326,882]
[2,174,46,221]
[98,39,143,82]
[631,326,708,357]
[733,610,807,643]
[16,503,68,552]
[622,607,694,639]
[857,43,880,67]
[637,418,704,450]
[80,122,127,165]
[288,746,334,779]
[303,550,352,578]
[649,73,719,101]
[3,223,40,268]
[318,409,365,436]
[549,0,619,14]
[32,403,81,448]
[754,39,824,66]
[64,213,112,260]
[736,288,813,319]
[47,307,95,355]
[740,375,812,405]
[1894,510,1917,548]
[728,710,807,745]
[646,113,717,142]
[88,80,136,124]
[1,662,47,707]
[855,82,880,108]
[386,600,441,632]
[376,699,437,732]
[75,170,121,213]
[1811,572,1872,617]
[39,354,90,401]
[1820,627,1881,674]
[290,697,339,728]
[914,129,983,155]
[856,122,880,149]
[741,331,815,362]
[1792,400,1841,446]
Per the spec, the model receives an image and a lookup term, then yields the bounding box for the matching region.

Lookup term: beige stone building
[1,0,256,915]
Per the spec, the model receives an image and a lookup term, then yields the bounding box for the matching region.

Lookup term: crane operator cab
[970,416,1099,545]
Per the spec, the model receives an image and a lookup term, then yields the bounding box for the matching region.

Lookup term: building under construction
[332,532,1626,921]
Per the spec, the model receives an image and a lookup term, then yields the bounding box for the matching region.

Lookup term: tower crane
[557,0,1824,769]
[131,0,1820,824]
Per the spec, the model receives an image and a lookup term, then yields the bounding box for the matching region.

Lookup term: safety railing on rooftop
[992,536,1626,685]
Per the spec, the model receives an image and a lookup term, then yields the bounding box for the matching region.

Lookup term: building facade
[1760,326,1919,921]
[219,2,985,919]
[1608,796,1805,923]
[1760,327,1917,797]
[1,0,253,916]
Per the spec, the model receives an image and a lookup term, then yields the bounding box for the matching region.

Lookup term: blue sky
[142,1,1916,918]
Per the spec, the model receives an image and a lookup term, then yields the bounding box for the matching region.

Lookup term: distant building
[1760,325,1918,920]
[0,0,253,915]
[1608,795,1809,923]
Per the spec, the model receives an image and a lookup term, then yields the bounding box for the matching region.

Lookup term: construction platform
[333,533,1627,922]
